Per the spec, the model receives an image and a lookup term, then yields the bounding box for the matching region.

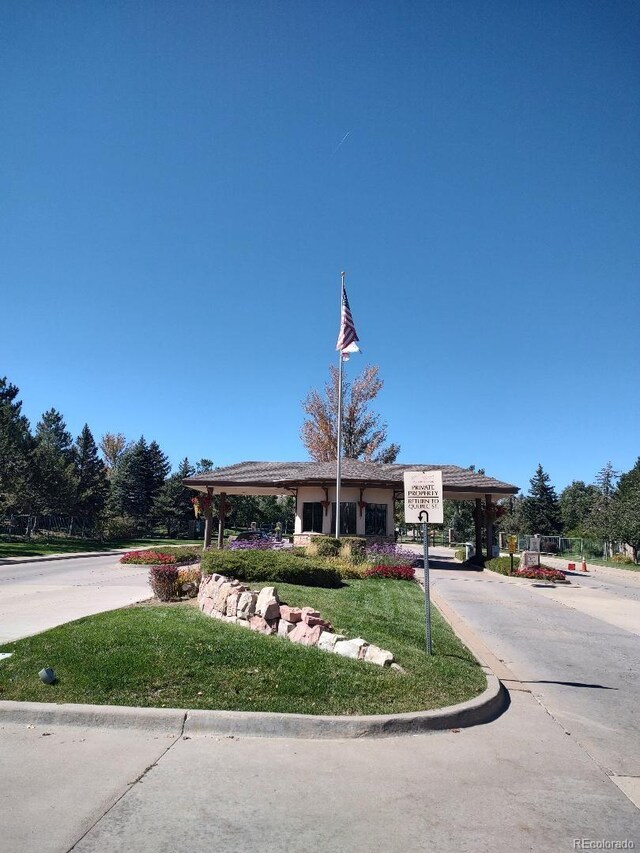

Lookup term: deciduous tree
[301,365,399,463]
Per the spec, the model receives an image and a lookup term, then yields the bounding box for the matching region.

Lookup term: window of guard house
[330,502,357,536]
[365,503,388,536]
[302,502,324,533]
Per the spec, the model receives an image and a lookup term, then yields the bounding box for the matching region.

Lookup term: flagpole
[335,271,345,539]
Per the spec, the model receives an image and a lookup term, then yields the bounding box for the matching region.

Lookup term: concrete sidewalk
[2,686,638,853]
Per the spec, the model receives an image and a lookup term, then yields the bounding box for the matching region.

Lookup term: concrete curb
[0,700,186,733]
[0,674,505,739]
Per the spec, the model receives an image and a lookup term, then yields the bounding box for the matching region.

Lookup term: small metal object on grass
[39,667,56,684]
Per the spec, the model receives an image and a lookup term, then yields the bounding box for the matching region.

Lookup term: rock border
[198,573,396,667]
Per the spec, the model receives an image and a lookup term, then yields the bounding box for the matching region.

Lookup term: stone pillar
[217,491,227,550]
[485,493,493,561]
[203,489,213,551]
[474,498,483,562]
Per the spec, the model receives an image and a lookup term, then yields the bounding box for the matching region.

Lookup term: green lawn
[0,579,485,715]
[0,537,204,558]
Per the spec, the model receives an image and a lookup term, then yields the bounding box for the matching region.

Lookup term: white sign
[403,470,444,524]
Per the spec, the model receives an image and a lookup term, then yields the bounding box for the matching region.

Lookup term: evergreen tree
[110,437,170,526]
[587,462,620,550]
[521,465,561,534]
[152,458,195,536]
[71,425,109,523]
[443,500,475,541]
[32,408,76,514]
[0,377,34,514]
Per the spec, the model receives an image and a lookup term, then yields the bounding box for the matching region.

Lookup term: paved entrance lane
[430,567,640,779]
[3,690,638,853]
[0,555,151,644]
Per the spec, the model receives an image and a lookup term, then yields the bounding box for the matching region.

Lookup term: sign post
[404,471,444,656]
[507,534,517,574]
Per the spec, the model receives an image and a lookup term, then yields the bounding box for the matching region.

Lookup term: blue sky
[1,1,638,494]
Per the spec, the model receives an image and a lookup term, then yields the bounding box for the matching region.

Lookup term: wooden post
[217,491,227,550]
[474,498,483,561]
[203,488,213,550]
[485,493,493,561]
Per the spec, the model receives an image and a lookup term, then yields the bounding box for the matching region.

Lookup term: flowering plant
[515,567,566,582]
[121,550,177,565]
[363,564,415,581]
[365,543,416,567]
[191,493,213,518]
[228,540,279,551]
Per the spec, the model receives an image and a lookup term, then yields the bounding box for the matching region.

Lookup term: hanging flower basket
[191,493,213,518]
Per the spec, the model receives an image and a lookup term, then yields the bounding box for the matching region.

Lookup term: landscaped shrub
[201,549,342,588]
[611,553,634,565]
[485,556,520,576]
[363,565,415,581]
[340,537,366,563]
[177,565,202,597]
[149,565,179,601]
[307,536,341,558]
[454,548,466,562]
[102,516,138,541]
[121,547,200,566]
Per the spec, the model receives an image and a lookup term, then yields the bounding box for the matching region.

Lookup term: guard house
[183,459,518,561]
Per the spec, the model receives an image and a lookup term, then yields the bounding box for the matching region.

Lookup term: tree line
[447,462,640,562]
[0,377,292,539]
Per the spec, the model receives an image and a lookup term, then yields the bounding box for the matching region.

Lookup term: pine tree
[32,408,76,514]
[71,425,109,523]
[0,377,34,514]
[587,462,620,550]
[521,465,561,535]
[152,458,195,536]
[110,437,170,526]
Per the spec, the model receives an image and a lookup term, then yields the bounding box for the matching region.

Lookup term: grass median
[0,579,485,716]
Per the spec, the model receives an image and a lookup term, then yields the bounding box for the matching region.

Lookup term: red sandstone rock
[279,605,302,623]
[288,622,323,647]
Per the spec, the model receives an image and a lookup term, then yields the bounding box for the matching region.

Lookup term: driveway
[421,548,640,802]
[0,554,151,644]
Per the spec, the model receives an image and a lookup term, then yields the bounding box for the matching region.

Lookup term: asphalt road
[0,554,151,644]
[425,552,640,783]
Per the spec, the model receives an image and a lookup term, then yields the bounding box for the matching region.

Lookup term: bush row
[485,556,521,576]
[201,548,342,588]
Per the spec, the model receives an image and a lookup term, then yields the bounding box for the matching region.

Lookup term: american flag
[336,281,360,357]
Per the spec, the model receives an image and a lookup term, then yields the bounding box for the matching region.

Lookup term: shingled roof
[183,460,518,500]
